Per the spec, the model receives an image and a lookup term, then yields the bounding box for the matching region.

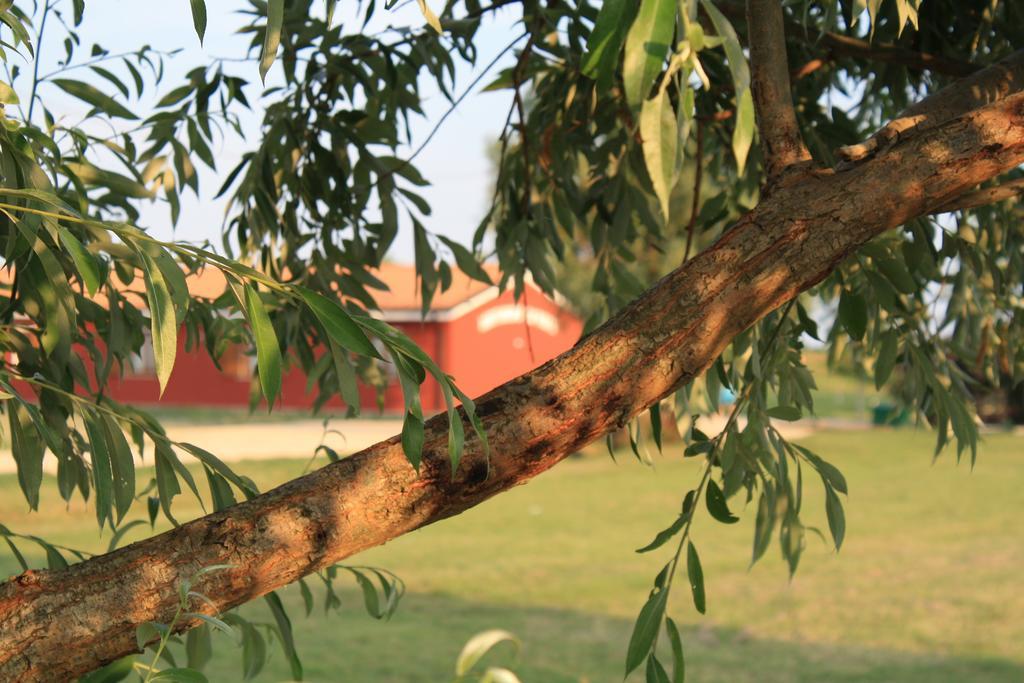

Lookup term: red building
[104,263,583,414]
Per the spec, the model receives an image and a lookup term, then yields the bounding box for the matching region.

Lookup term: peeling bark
[3,80,1024,683]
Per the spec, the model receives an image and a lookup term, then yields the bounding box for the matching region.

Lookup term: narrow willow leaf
[264,591,303,680]
[8,403,44,510]
[751,489,774,566]
[58,227,100,296]
[649,402,663,453]
[699,0,750,91]
[636,514,685,553]
[646,654,671,683]
[186,623,213,671]
[625,580,668,676]
[154,444,182,526]
[456,630,520,676]
[259,0,284,82]
[416,0,443,33]
[838,290,868,340]
[401,410,425,470]
[243,285,282,408]
[874,330,899,389]
[705,479,739,524]
[84,413,114,529]
[665,617,686,683]
[190,0,208,43]
[328,340,360,415]
[686,541,706,614]
[297,287,380,358]
[100,414,135,524]
[623,0,675,109]
[766,405,802,421]
[640,88,679,221]
[439,235,492,284]
[732,88,755,174]
[580,0,636,93]
[825,485,846,550]
[51,78,138,119]
[137,249,178,395]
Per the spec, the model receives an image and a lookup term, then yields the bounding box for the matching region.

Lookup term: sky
[23,0,522,263]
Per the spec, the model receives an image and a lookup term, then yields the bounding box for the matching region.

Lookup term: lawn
[2,429,1022,682]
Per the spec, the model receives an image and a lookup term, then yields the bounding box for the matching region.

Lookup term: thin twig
[27,0,56,123]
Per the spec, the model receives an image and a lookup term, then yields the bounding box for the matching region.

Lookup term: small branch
[931,177,1024,214]
[512,35,535,215]
[27,1,56,124]
[837,49,1024,165]
[745,0,811,180]
[713,0,978,78]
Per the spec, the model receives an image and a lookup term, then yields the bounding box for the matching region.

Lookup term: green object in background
[872,404,909,426]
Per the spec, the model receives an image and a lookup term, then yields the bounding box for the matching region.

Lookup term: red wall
[95,283,581,416]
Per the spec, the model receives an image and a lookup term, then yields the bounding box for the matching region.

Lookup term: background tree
[0,0,1022,679]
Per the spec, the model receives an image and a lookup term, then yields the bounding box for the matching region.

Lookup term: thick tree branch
[932,177,1024,214]
[746,0,812,179]
[838,49,1024,164]
[5,52,1024,683]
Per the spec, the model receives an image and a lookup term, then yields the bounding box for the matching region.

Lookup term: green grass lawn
[2,429,1022,682]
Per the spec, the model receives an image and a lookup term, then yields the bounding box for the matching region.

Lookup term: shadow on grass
[200,588,1024,683]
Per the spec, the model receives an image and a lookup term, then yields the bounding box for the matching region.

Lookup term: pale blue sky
[23,0,521,262]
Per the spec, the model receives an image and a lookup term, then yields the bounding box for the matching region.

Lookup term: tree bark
[3,83,1024,683]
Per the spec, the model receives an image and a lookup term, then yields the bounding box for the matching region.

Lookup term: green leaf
[649,402,663,453]
[665,617,686,683]
[8,403,44,511]
[297,287,380,359]
[259,0,284,82]
[190,0,208,44]
[401,410,425,470]
[51,78,137,119]
[686,541,706,614]
[64,161,154,199]
[242,285,282,408]
[699,0,750,91]
[825,485,846,550]
[58,227,101,296]
[138,248,178,395]
[838,290,868,340]
[186,624,213,671]
[705,479,738,524]
[625,577,668,676]
[646,654,672,683]
[580,0,637,93]
[751,488,774,566]
[874,330,899,389]
[455,630,519,676]
[623,0,675,110]
[100,414,136,524]
[78,656,135,683]
[766,405,802,421]
[640,87,679,222]
[264,591,303,680]
[438,235,492,284]
[732,88,755,174]
[636,514,685,553]
[84,414,114,529]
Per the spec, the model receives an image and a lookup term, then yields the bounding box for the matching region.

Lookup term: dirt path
[0,418,404,475]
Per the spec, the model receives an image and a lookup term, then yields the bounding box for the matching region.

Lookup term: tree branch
[931,177,1024,214]
[6,45,1024,683]
[838,49,1024,165]
[713,0,978,78]
[745,0,812,180]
